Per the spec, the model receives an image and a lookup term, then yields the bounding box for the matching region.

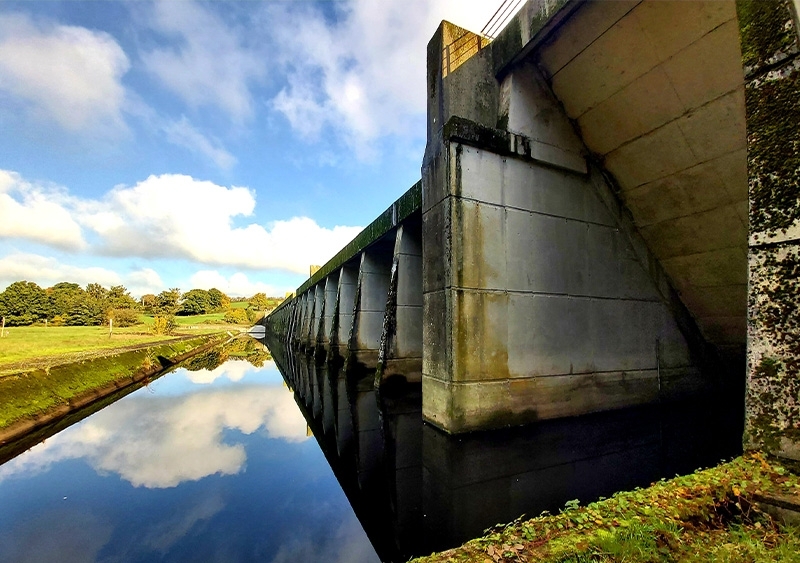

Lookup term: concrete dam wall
[265,0,800,461]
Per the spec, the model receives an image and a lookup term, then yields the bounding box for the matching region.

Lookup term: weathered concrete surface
[422,15,717,433]
[265,182,423,381]
[526,0,748,350]
[268,0,798,442]
[737,0,800,460]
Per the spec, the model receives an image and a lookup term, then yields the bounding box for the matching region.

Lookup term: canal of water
[0,336,743,562]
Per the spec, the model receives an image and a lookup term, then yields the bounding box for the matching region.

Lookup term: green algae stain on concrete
[746,248,800,457]
[738,0,800,460]
[737,0,798,72]
[745,65,800,235]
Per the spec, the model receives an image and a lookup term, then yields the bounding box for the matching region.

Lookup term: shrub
[109,308,141,327]
[151,315,177,335]
[223,308,250,324]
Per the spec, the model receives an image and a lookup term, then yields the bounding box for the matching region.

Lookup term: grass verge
[0,323,247,375]
[0,332,229,439]
[412,453,800,563]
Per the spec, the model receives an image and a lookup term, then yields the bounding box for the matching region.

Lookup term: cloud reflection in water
[0,363,308,488]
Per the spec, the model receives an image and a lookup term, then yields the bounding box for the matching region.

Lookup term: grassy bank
[0,325,178,368]
[0,322,250,376]
[413,454,800,563]
[0,332,229,441]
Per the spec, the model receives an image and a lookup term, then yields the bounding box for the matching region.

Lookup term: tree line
[0,280,281,328]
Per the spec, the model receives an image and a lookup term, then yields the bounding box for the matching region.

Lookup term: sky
[0,0,505,298]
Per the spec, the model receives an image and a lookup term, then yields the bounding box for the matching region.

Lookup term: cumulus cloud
[0,253,164,296]
[162,116,237,169]
[141,0,266,122]
[0,170,85,250]
[189,270,289,298]
[81,173,362,273]
[268,0,498,155]
[0,170,361,277]
[0,383,309,488]
[0,13,129,133]
[184,359,252,385]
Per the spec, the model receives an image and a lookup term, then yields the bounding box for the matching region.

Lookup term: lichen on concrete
[745,61,800,236]
[746,247,800,457]
[737,0,799,73]
[739,0,800,460]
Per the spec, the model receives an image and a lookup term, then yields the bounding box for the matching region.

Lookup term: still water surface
[0,357,380,562]
[0,337,743,562]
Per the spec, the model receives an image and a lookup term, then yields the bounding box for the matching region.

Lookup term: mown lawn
[0,320,240,372]
[0,325,175,365]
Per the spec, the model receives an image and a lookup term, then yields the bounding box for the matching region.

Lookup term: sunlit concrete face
[533,0,747,348]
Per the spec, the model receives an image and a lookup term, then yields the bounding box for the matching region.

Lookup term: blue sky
[0,0,501,297]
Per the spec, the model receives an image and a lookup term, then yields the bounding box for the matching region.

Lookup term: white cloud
[162,116,237,170]
[81,174,362,274]
[184,359,252,385]
[0,253,163,297]
[0,383,309,488]
[0,170,361,277]
[268,0,498,155]
[0,13,129,133]
[189,270,289,298]
[0,170,85,250]
[141,0,266,122]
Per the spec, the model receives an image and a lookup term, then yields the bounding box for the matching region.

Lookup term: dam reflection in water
[0,336,743,563]
[266,334,743,562]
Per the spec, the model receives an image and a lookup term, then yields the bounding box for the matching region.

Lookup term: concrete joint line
[450,286,662,303]
[453,194,623,228]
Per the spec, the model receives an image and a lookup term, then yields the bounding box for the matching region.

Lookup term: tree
[66,298,105,326]
[0,281,49,325]
[86,283,109,301]
[250,292,269,311]
[223,308,250,324]
[180,289,210,315]
[207,288,230,311]
[108,308,140,327]
[140,294,157,313]
[48,282,85,318]
[108,285,137,310]
[155,288,181,314]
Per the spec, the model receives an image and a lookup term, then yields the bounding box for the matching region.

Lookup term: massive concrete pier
[265,0,800,460]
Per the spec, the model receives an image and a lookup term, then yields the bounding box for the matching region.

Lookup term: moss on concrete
[292,181,421,299]
[739,0,800,459]
[412,454,800,563]
[0,332,228,443]
[737,0,798,73]
[745,64,800,235]
[746,248,800,455]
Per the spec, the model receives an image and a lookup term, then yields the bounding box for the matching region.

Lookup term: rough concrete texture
[336,264,358,352]
[421,1,745,433]
[737,0,800,460]
[530,0,748,350]
[352,243,394,356]
[321,271,339,345]
[422,133,703,432]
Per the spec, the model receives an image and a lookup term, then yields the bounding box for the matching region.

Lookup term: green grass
[0,321,231,372]
[0,334,226,431]
[413,454,800,563]
[0,325,175,366]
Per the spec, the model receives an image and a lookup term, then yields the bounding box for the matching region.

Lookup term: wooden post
[1,316,4,337]
[109,317,113,338]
